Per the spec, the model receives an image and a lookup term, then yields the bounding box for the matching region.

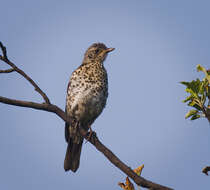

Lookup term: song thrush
[64,43,114,172]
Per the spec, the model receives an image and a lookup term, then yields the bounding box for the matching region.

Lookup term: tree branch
[202,166,210,176]
[0,68,15,73]
[0,42,50,104]
[0,41,8,59]
[200,106,210,123]
[0,42,173,190]
[0,96,172,190]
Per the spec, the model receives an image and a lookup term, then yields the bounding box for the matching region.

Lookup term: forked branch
[0,42,50,104]
[0,42,173,190]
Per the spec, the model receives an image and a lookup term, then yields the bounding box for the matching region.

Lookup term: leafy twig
[181,65,210,123]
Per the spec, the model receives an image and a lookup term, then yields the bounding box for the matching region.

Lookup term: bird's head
[83,43,115,64]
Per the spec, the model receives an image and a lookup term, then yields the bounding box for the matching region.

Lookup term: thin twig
[202,166,210,176]
[0,41,50,104]
[0,68,15,73]
[201,107,210,123]
[0,42,7,59]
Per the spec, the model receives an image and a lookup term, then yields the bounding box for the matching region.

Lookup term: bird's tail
[64,138,83,172]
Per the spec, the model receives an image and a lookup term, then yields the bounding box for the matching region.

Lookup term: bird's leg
[88,125,93,138]
[85,125,93,142]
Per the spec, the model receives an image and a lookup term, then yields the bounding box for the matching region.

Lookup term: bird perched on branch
[64,43,115,172]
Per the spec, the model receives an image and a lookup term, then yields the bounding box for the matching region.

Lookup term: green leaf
[180,81,190,87]
[197,64,206,73]
[185,109,198,119]
[199,81,205,95]
[188,100,196,107]
[201,94,206,105]
[206,75,210,84]
[207,86,210,98]
[191,114,201,120]
[197,64,210,84]
[181,79,205,97]
[182,95,193,103]
[193,79,202,94]
[181,65,210,122]
[186,88,198,98]
[192,104,202,111]
[183,79,202,97]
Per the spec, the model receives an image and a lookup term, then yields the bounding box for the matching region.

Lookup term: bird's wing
[65,79,72,143]
[65,105,69,142]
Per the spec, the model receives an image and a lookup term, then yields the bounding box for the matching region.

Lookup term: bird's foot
[85,126,95,143]
[87,127,93,141]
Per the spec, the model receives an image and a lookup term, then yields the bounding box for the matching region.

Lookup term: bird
[64,43,115,172]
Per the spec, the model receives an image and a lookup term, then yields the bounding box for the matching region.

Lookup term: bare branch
[202,166,210,176]
[0,43,173,190]
[0,96,172,190]
[87,133,172,190]
[0,98,173,190]
[0,41,7,59]
[201,107,210,123]
[0,41,50,104]
[0,68,15,73]
[0,96,58,114]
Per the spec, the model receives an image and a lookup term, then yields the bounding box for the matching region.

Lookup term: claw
[85,125,93,143]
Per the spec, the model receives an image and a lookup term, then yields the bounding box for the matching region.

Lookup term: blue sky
[0,1,210,189]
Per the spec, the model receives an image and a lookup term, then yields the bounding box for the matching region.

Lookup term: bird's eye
[95,49,99,54]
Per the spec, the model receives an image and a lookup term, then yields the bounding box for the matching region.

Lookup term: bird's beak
[105,48,115,53]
